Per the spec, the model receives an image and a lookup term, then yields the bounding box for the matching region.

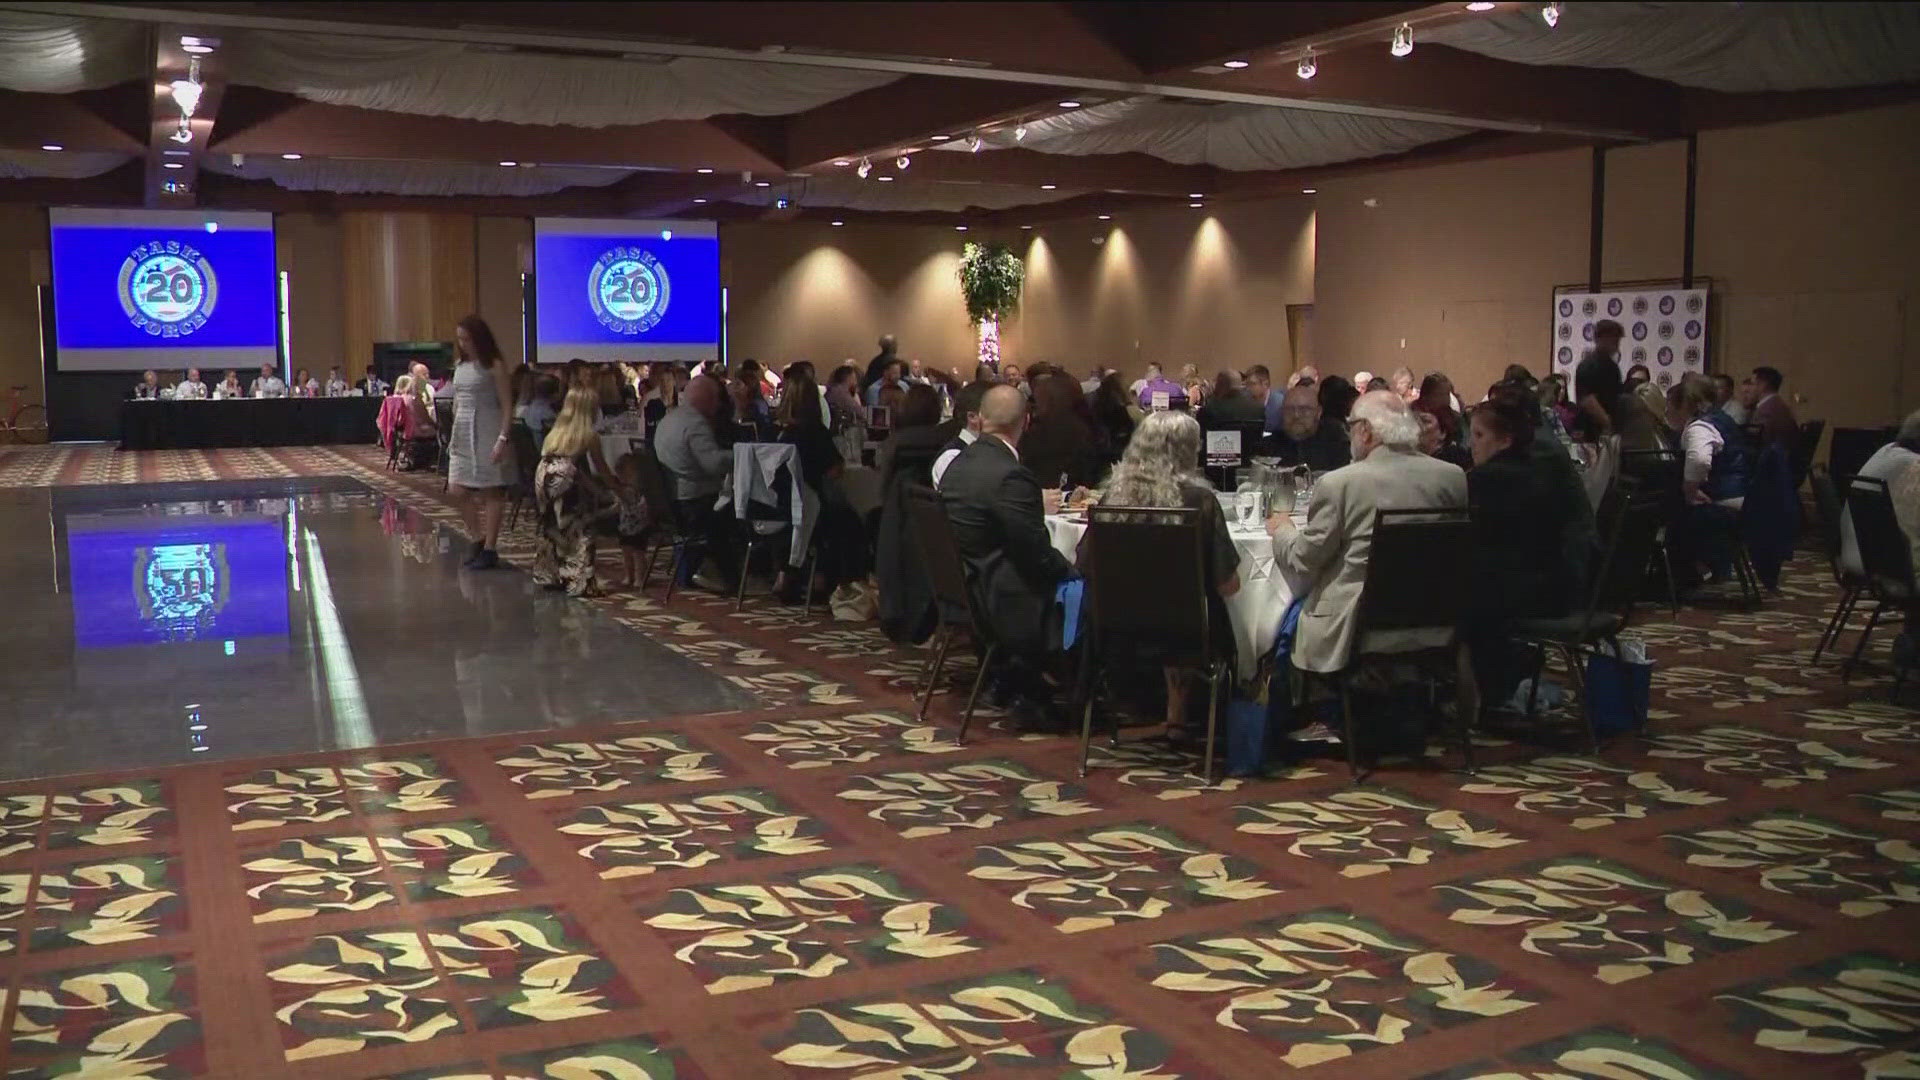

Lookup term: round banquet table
[1045,512,1306,676]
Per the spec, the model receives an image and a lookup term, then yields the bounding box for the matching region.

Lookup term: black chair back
[1354,508,1473,635]
[1809,465,1847,564]
[1081,505,1212,666]
[1792,420,1825,489]
[507,422,539,489]
[632,447,690,536]
[1584,492,1664,630]
[1846,476,1916,599]
[1829,426,1895,483]
[903,485,981,626]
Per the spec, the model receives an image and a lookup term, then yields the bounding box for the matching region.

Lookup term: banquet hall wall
[0,102,1909,432]
[1313,100,1920,428]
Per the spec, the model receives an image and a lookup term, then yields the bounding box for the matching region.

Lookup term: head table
[1044,508,1308,676]
[120,396,383,450]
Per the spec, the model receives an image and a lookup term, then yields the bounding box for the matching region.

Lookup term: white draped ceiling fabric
[0,6,1914,201]
[1425,2,1920,93]
[0,148,132,180]
[936,98,1471,172]
[201,156,636,197]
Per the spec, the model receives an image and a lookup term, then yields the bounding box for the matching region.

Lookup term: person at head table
[172,367,208,400]
[250,364,288,398]
[1266,383,1351,472]
[324,366,350,397]
[132,370,164,400]
[356,364,388,397]
[213,369,245,399]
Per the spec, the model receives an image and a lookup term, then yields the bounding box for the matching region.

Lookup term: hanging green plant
[957,241,1024,326]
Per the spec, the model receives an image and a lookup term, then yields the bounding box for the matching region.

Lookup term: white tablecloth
[600,433,644,465]
[1045,514,1304,675]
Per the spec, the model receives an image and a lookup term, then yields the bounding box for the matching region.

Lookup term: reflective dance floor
[0,477,756,779]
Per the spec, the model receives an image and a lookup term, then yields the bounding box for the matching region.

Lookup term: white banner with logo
[1551,286,1709,392]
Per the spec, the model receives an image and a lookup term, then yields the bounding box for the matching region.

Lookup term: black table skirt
[119,398,384,450]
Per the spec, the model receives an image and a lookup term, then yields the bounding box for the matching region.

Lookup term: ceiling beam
[0,89,146,153]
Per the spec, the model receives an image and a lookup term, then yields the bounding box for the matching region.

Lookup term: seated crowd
[392,331,1878,770]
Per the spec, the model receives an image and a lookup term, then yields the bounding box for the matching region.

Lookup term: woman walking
[447,315,517,569]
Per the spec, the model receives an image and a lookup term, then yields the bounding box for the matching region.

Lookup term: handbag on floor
[1585,638,1653,736]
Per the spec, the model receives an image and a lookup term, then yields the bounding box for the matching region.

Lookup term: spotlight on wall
[1297,49,1317,79]
[1541,1,1561,27]
[855,157,872,179]
[895,154,911,170]
[1390,22,1414,57]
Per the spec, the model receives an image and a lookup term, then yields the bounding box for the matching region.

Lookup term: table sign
[1151,391,1170,411]
[1205,429,1242,467]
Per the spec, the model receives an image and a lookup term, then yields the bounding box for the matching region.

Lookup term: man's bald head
[979,384,1029,444]
[686,374,721,417]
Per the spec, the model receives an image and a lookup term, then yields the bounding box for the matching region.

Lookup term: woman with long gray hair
[1094,409,1242,738]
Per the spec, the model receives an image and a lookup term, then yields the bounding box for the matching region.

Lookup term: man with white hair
[1267,390,1467,674]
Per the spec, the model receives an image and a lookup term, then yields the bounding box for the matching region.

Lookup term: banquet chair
[1619,446,1684,614]
[1842,476,1915,682]
[631,448,707,603]
[1075,505,1232,782]
[1792,420,1826,495]
[504,422,539,530]
[1511,490,1663,754]
[1829,426,1895,486]
[902,485,998,741]
[1309,507,1476,781]
[732,454,819,613]
[1810,467,1870,663]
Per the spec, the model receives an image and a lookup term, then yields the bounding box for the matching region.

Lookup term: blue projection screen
[534,218,719,363]
[50,208,279,372]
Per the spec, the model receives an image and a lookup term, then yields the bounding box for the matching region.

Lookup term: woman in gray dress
[448,315,517,569]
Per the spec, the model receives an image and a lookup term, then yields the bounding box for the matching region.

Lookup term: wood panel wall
[338,211,477,371]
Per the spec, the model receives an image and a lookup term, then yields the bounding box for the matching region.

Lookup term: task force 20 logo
[118,241,217,338]
[589,247,670,334]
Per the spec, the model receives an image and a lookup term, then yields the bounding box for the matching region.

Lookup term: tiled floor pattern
[0,443,1914,1078]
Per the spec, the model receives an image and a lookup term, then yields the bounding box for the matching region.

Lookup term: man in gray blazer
[653,374,740,588]
[1267,390,1468,675]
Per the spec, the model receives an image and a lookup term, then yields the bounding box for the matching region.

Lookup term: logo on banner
[1558,299,1574,318]
[1632,296,1649,315]
[1581,298,1597,317]
[588,246,671,334]
[1557,346,1573,366]
[1658,321,1674,340]
[1684,320,1702,340]
[1631,347,1647,364]
[1606,297,1623,317]
[1557,323,1572,341]
[1581,323,1594,342]
[1685,294,1703,315]
[1658,295,1676,315]
[1684,346,1700,366]
[1657,346,1674,366]
[117,241,217,338]
[1632,322,1648,341]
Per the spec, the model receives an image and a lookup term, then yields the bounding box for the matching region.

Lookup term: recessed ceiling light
[876,175,894,182]
[1465,1,1497,9]
[929,134,950,141]
[693,198,708,203]
[955,225,967,231]
[1097,213,1111,220]
[696,167,714,174]
[281,152,302,160]
[1040,183,1057,190]
[1188,192,1204,198]
[831,220,844,226]
[833,159,851,166]
[40,143,62,152]
[163,162,184,169]
[1190,201,1203,208]
[1222,59,1249,69]
[754,180,770,187]
[498,160,517,167]
[1020,225,1033,230]
[1301,187,1317,194]
[1057,100,1082,109]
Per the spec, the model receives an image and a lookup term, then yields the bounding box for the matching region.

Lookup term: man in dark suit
[1749,365,1799,450]
[941,385,1076,726]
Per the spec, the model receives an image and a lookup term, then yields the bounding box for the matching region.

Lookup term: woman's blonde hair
[394,374,413,396]
[542,385,602,457]
[407,374,432,410]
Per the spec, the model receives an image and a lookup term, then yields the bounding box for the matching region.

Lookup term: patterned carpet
[1,443,1917,1080]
